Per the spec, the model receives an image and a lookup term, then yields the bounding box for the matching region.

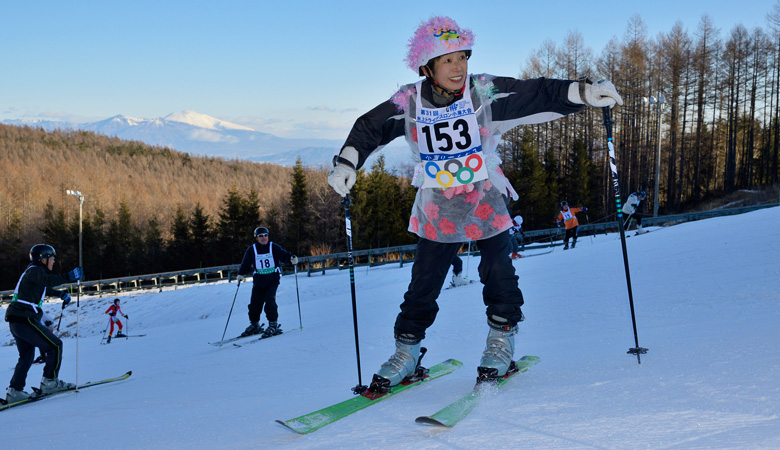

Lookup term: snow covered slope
[2,206,779,449]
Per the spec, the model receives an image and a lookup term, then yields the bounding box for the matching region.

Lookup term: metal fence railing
[1,203,776,304]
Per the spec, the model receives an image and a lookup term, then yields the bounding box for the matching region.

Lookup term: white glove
[290,255,299,265]
[41,311,54,330]
[236,274,245,282]
[569,80,624,108]
[328,146,359,197]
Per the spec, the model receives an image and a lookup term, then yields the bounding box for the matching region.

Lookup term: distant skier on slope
[622,190,648,235]
[5,244,82,403]
[556,201,588,250]
[327,15,622,391]
[509,215,524,259]
[104,298,128,343]
[235,227,298,339]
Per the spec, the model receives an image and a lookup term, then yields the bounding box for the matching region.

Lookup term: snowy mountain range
[3,111,413,170]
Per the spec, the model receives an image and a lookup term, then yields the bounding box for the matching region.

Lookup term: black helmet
[254,227,269,236]
[638,190,647,200]
[30,244,56,262]
[114,298,120,304]
[561,201,568,207]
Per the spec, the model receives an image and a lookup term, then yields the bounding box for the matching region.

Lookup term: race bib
[415,79,488,189]
[254,244,277,275]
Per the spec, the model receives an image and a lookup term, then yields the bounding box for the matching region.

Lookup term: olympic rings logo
[434,29,460,40]
[425,154,483,187]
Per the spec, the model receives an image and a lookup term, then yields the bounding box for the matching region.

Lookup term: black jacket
[342,75,583,170]
[5,262,69,323]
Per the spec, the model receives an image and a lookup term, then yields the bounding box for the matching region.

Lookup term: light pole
[643,95,665,217]
[66,189,84,389]
[65,190,84,270]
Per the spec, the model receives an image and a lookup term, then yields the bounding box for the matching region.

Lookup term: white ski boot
[477,316,517,382]
[39,377,76,395]
[372,336,422,391]
[5,387,31,403]
[451,272,469,287]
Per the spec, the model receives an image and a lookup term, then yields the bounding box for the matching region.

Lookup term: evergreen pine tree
[288,157,309,254]
[190,203,213,268]
[143,218,165,274]
[103,201,135,278]
[0,210,25,288]
[565,138,594,209]
[168,205,190,271]
[40,201,73,269]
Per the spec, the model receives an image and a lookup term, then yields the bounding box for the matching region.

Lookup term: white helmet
[405,16,475,75]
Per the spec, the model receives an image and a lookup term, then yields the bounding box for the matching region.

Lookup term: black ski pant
[564,226,578,247]
[247,282,279,324]
[8,318,64,390]
[450,254,463,275]
[395,230,525,340]
[627,213,647,227]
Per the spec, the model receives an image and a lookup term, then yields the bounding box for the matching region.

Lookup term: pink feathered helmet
[405,16,475,76]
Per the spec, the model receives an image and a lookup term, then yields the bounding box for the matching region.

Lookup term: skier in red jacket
[104,298,127,343]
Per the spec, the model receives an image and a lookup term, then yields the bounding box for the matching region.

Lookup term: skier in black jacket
[4,244,82,403]
[328,15,622,390]
[235,227,298,339]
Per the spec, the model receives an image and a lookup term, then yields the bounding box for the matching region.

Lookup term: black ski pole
[602,106,648,364]
[100,319,110,345]
[294,263,303,330]
[342,194,368,394]
[218,278,242,349]
[56,300,65,332]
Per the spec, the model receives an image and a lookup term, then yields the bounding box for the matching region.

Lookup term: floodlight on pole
[65,189,85,390]
[642,95,665,217]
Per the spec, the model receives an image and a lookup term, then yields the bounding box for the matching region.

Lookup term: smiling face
[427,50,469,93]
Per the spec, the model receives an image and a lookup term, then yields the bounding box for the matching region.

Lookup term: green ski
[415,355,540,428]
[276,359,462,434]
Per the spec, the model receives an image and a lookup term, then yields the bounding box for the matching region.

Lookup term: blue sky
[1,0,776,140]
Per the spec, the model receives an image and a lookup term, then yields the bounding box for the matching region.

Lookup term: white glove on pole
[290,255,299,265]
[569,80,624,108]
[236,274,245,282]
[328,146,359,197]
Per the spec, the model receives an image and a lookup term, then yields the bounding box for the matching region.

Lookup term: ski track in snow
[1,207,779,449]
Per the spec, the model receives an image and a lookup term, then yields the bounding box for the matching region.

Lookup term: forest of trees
[503,8,780,229]
[2,7,780,289]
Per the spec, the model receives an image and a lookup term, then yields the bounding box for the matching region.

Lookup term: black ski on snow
[0,371,133,411]
[444,279,477,290]
[208,328,265,347]
[518,249,554,257]
[232,328,296,347]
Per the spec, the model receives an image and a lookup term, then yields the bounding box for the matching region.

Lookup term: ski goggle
[256,233,269,237]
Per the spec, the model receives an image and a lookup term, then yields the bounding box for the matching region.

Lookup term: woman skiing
[104,298,128,343]
[328,16,622,391]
